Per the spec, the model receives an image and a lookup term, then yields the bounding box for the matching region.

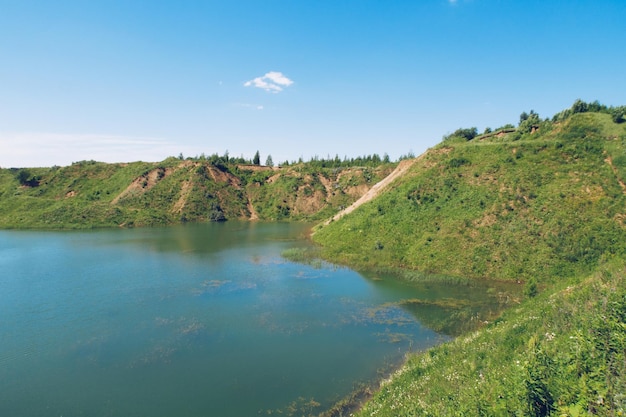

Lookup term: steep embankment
[314,112,626,284]
[312,107,626,416]
[0,158,394,229]
[325,157,419,224]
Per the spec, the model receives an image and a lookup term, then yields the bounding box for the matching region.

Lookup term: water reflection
[358,270,520,336]
[96,221,312,256]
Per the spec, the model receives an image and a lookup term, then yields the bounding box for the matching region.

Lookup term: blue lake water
[0,221,505,416]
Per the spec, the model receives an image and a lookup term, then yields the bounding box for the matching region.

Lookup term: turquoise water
[0,222,498,416]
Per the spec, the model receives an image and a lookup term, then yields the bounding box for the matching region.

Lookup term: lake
[0,222,508,416]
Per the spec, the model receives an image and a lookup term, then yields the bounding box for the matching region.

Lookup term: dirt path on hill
[247,198,259,220]
[324,156,421,225]
[172,181,192,213]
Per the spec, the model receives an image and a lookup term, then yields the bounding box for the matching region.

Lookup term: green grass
[313,112,626,284]
[354,258,626,416]
[0,160,395,228]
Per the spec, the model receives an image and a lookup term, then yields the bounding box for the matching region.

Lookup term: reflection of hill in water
[104,221,312,256]
[359,269,520,337]
[398,294,513,337]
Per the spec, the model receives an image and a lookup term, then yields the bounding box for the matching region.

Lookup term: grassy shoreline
[349,259,626,416]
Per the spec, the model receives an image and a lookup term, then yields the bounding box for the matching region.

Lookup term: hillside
[312,102,626,416]
[0,158,394,229]
[313,111,626,284]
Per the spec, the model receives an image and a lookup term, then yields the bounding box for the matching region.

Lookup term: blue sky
[1,0,625,167]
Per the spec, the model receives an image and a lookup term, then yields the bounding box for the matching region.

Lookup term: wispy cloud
[233,103,264,110]
[244,71,294,93]
[0,132,201,167]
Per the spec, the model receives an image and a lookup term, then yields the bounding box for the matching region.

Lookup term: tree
[265,154,273,167]
[571,99,588,114]
[519,110,541,134]
[253,150,260,165]
[16,169,31,185]
[452,127,478,141]
[519,111,529,125]
[16,169,39,187]
[611,107,625,123]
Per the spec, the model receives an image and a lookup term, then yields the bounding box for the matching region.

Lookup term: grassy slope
[0,158,394,228]
[312,111,626,415]
[313,113,626,284]
[356,259,626,416]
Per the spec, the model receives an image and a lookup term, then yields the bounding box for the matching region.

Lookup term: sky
[1,0,625,168]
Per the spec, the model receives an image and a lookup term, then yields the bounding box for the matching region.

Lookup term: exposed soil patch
[318,174,333,196]
[208,166,242,189]
[325,157,420,224]
[111,167,168,204]
[172,181,192,214]
[247,198,259,220]
[266,173,281,184]
[294,189,326,215]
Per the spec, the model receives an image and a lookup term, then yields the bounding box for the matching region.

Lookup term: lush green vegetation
[314,108,626,284]
[312,101,626,416]
[355,259,626,416]
[0,156,395,228]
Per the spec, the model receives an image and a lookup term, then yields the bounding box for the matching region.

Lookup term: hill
[313,110,626,284]
[312,101,626,416]
[0,158,394,229]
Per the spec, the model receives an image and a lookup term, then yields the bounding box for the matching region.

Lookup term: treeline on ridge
[173,150,408,171]
[443,99,626,143]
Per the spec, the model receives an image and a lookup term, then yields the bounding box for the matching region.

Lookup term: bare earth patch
[111,167,168,204]
[172,181,192,214]
[325,157,420,224]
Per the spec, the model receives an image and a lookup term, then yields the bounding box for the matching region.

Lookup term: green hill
[0,158,394,229]
[313,102,626,416]
[314,111,626,284]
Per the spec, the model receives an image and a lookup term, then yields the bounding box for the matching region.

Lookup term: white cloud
[233,103,264,110]
[0,132,201,167]
[244,71,294,93]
